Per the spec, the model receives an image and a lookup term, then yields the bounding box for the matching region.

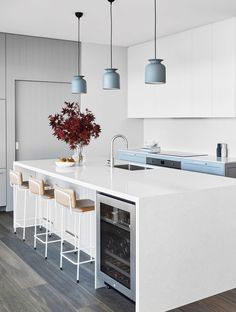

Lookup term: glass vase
[73,144,84,166]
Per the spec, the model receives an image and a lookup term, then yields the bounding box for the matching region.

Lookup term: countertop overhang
[13,157,236,202]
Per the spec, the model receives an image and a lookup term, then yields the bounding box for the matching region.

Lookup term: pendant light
[72,12,87,94]
[103,0,120,90]
[145,0,166,84]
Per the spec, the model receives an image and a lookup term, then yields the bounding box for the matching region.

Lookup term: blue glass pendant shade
[103,68,120,90]
[103,1,121,90]
[72,75,87,94]
[71,12,87,94]
[145,59,166,84]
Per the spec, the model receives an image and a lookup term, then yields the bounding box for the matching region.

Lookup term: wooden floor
[0,212,236,312]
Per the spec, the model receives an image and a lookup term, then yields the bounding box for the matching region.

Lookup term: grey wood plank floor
[0,212,236,312]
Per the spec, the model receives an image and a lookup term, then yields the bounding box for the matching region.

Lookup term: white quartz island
[13,158,236,312]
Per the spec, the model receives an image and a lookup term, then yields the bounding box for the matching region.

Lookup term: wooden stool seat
[21,181,29,189]
[42,189,55,200]
[72,199,95,213]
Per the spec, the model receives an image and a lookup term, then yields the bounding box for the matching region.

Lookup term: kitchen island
[13,158,236,312]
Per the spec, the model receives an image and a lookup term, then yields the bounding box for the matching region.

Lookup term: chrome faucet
[110,134,129,168]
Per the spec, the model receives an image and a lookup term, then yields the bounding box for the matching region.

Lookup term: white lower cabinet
[128,18,236,118]
[0,169,6,207]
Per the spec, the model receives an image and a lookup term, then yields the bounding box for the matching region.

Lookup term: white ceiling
[1,0,236,47]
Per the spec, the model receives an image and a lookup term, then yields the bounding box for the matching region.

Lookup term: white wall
[5,34,143,210]
[82,42,143,159]
[144,118,236,156]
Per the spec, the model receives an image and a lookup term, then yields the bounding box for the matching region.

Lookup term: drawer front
[117,151,146,164]
[182,161,225,176]
[0,169,6,206]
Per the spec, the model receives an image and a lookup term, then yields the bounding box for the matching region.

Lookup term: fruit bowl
[55,157,75,168]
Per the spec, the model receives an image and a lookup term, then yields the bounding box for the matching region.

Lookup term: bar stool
[54,186,95,283]
[29,177,61,259]
[10,169,29,241]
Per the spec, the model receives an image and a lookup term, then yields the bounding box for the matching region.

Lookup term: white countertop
[14,158,236,201]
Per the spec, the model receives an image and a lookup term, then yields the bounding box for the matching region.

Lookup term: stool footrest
[61,238,80,245]
[35,235,61,244]
[61,251,95,266]
[62,249,77,254]
[35,230,62,237]
[15,218,35,228]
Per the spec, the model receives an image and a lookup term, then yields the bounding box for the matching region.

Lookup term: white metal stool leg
[38,196,42,231]
[60,204,64,270]
[54,200,57,233]
[45,200,49,259]
[89,211,93,262]
[22,189,27,241]
[55,187,95,282]
[49,203,52,237]
[10,170,30,238]
[74,214,77,252]
[33,196,61,260]
[76,213,81,283]
[13,188,29,238]
[34,195,38,249]
[13,187,17,234]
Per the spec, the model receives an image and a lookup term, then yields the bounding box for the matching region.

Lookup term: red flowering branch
[49,102,101,150]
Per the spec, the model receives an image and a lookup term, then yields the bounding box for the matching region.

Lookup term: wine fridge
[97,193,136,301]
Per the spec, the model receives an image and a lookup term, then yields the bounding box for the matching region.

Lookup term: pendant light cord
[78,16,81,75]
[110,1,113,68]
[154,0,157,59]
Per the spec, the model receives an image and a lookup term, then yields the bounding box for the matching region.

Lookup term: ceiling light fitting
[103,0,120,90]
[145,0,166,84]
[72,12,87,94]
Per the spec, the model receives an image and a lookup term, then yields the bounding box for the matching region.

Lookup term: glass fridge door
[100,202,131,288]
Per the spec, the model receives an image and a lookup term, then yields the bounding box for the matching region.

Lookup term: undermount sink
[114,164,152,171]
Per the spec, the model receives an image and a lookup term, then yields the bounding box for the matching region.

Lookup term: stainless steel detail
[110,135,128,168]
[114,164,152,171]
[146,157,181,169]
[221,143,228,158]
[96,193,136,301]
[216,143,228,158]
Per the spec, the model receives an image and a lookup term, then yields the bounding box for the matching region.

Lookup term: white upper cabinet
[156,30,194,117]
[0,33,5,99]
[128,41,156,118]
[212,19,236,117]
[192,25,212,117]
[128,18,236,118]
[0,169,6,207]
[0,100,6,168]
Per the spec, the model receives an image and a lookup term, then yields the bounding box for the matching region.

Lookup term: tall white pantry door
[15,80,78,161]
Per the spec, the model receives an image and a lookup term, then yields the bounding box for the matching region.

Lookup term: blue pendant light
[103,0,120,90]
[145,0,166,84]
[72,12,87,94]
